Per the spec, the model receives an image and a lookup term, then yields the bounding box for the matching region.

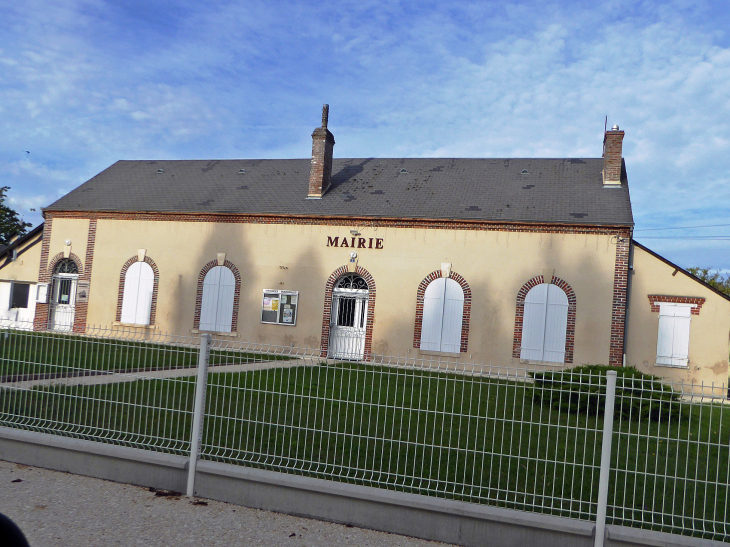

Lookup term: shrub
[531,365,682,422]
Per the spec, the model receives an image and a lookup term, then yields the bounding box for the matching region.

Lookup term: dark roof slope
[46,158,633,226]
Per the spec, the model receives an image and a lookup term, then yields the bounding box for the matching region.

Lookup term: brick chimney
[603,125,625,186]
[308,104,335,198]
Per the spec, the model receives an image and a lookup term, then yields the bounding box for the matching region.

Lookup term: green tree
[687,267,730,296]
[0,186,32,246]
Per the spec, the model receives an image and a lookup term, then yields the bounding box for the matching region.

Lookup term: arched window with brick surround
[117,256,159,326]
[513,276,576,364]
[413,270,471,354]
[420,278,464,353]
[121,262,155,325]
[194,260,241,334]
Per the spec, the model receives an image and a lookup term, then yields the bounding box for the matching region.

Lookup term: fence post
[187,333,210,497]
[594,370,617,547]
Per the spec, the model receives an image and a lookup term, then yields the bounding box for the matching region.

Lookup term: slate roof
[45,158,633,226]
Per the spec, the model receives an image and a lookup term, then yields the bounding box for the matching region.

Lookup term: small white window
[419,278,464,353]
[200,266,236,333]
[656,303,692,367]
[120,262,155,325]
[520,283,569,363]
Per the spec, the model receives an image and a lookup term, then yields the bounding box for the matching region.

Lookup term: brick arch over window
[48,252,83,276]
[320,266,377,359]
[193,260,242,332]
[512,275,576,363]
[116,256,160,325]
[413,270,472,353]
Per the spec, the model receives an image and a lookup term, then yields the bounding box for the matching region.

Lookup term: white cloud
[0,0,728,266]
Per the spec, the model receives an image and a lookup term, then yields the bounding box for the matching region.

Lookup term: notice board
[261,290,299,326]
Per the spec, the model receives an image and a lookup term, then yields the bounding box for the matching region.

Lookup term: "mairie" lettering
[327,236,384,249]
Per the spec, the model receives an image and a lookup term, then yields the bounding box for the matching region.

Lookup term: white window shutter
[121,262,142,324]
[215,267,236,333]
[121,262,154,325]
[200,266,236,333]
[671,313,691,365]
[542,284,569,363]
[420,279,446,351]
[135,263,154,325]
[657,303,691,366]
[656,310,674,365]
[520,284,548,361]
[440,278,464,353]
[200,267,221,332]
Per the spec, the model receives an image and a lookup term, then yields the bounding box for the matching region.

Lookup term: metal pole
[594,370,617,547]
[187,333,210,497]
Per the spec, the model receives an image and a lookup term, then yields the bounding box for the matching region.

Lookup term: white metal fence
[0,320,728,543]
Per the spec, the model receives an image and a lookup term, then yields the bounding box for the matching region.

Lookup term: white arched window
[120,261,155,325]
[419,278,464,353]
[199,266,236,333]
[520,283,569,363]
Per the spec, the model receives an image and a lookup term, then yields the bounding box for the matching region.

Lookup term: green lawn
[0,329,291,380]
[2,359,728,540]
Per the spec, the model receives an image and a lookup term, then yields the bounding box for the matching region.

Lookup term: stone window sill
[519,359,565,366]
[653,362,689,369]
[418,349,462,358]
[112,322,157,330]
[192,329,238,338]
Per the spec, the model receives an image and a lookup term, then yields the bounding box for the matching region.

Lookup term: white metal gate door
[48,259,80,332]
[328,274,369,360]
[50,274,78,331]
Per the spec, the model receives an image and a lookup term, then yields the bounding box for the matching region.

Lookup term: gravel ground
[0,460,454,547]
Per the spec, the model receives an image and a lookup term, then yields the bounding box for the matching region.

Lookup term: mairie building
[2,106,729,388]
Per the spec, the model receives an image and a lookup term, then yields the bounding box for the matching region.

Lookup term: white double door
[328,290,368,360]
[50,273,78,331]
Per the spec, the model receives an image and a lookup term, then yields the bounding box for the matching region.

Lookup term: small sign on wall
[261,290,299,326]
[76,281,90,303]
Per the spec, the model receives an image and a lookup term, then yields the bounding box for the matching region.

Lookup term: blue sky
[2,0,729,268]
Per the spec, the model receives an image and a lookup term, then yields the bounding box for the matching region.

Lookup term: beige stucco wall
[0,234,42,282]
[46,218,90,272]
[626,244,730,390]
[81,218,621,366]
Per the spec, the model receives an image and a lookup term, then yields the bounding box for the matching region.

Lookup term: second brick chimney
[603,125,625,186]
[308,104,335,198]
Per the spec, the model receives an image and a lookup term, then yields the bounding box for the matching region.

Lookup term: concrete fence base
[0,427,719,547]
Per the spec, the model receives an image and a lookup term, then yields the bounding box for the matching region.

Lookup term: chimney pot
[603,125,625,186]
[308,105,335,198]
